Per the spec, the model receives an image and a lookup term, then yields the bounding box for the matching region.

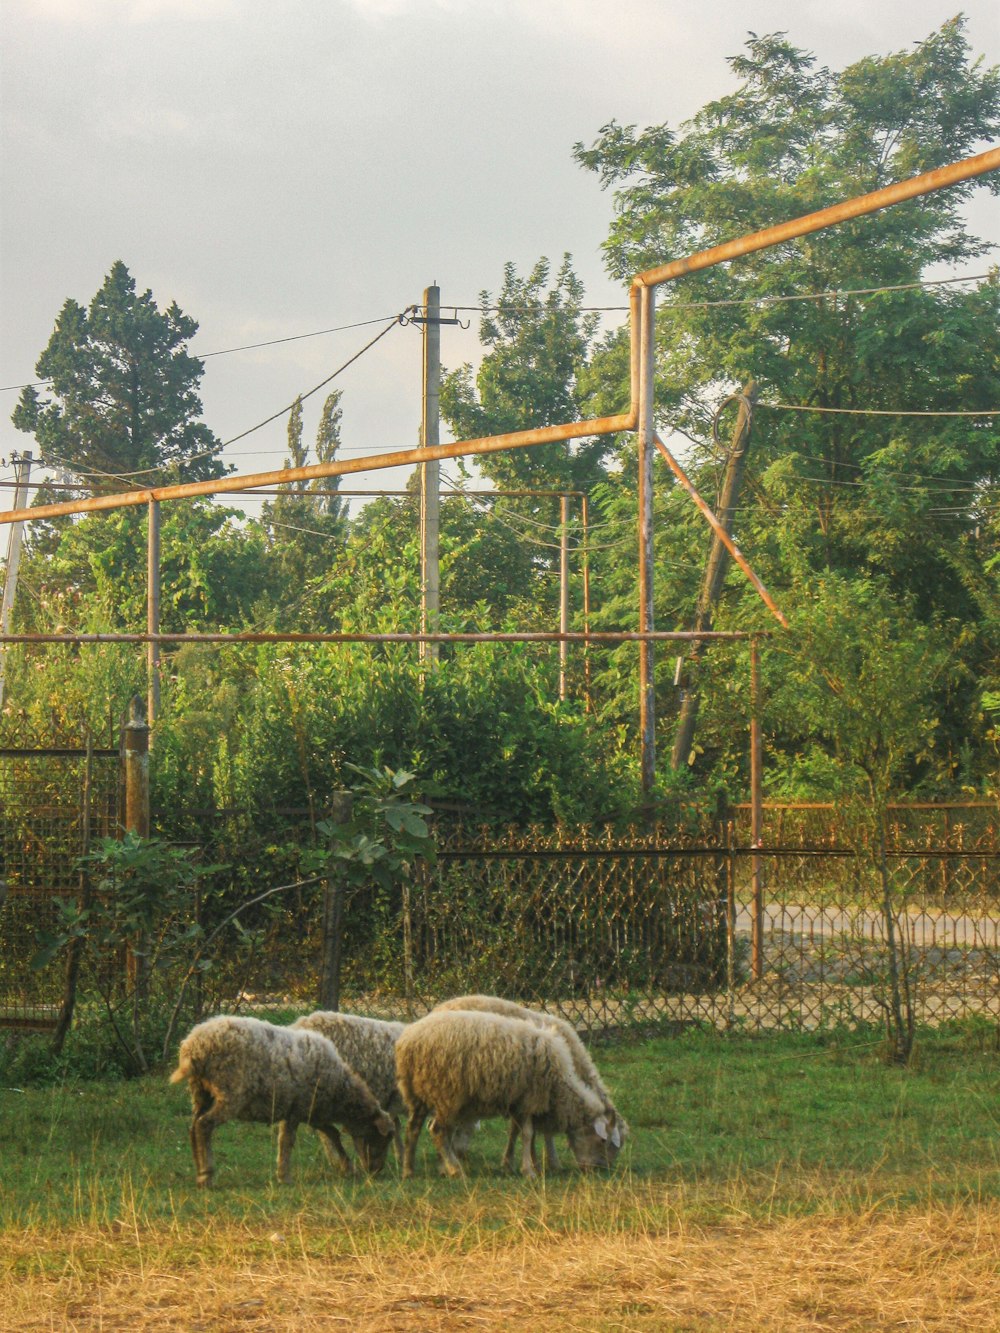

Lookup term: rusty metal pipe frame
[2,149,996,533]
[0,414,637,527]
[633,146,1000,289]
[2,630,755,645]
[653,432,788,628]
[0,297,642,529]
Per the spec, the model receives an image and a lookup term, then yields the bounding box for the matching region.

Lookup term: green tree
[441,256,605,627]
[769,577,950,1062]
[441,255,606,493]
[12,261,225,491]
[573,18,1000,789]
[262,391,348,627]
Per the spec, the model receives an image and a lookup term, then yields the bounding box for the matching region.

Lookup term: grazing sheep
[292,1011,407,1159]
[395,1009,625,1179]
[170,1015,394,1187]
[432,994,626,1171]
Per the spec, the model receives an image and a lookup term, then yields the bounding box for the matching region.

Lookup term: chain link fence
[0,741,120,1029]
[1,755,998,1041]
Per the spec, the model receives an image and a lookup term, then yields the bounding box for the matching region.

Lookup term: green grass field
[3,1024,1000,1329]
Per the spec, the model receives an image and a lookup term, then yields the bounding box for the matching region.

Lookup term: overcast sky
[1,0,998,518]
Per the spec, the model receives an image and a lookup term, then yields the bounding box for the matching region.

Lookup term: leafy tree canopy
[571,19,1000,790]
[12,261,226,492]
[441,255,609,494]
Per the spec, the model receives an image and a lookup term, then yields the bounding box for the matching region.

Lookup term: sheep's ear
[593,1115,609,1141]
[610,1124,622,1149]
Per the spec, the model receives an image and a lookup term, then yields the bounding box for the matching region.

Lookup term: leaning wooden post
[123,695,150,994]
[318,790,353,1011]
[750,638,764,981]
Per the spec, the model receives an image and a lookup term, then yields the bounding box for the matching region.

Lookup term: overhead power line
[762,403,999,418]
[2,272,991,394]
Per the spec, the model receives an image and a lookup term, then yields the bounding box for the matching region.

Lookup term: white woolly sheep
[432,993,625,1171]
[292,1011,407,1159]
[395,1008,625,1179]
[169,1015,394,1187]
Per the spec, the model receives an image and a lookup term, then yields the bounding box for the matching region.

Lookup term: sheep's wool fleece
[396,1010,603,1127]
[292,1012,406,1111]
[433,994,612,1105]
[173,1015,358,1125]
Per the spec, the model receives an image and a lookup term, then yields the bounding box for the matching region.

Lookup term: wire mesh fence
[1,759,998,1043]
[0,741,120,1029]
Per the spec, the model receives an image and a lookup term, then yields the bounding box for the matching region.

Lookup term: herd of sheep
[169,995,628,1186]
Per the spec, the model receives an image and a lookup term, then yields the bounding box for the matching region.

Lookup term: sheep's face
[350,1111,394,1175]
[568,1112,625,1171]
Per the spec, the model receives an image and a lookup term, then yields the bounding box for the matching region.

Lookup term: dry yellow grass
[4,1203,999,1331]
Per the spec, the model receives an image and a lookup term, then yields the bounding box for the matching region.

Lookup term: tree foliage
[12,261,225,491]
[574,17,1000,792]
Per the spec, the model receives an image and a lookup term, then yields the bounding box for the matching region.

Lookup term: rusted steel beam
[634,147,1000,289]
[652,432,788,628]
[0,412,635,527]
[0,630,757,645]
[637,285,657,801]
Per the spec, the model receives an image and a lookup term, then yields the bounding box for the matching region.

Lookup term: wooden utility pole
[671,382,757,770]
[419,284,441,666]
[0,451,32,709]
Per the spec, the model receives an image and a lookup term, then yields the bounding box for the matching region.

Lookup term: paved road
[733,902,1000,949]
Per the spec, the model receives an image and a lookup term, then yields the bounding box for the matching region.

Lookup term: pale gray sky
[2,0,998,516]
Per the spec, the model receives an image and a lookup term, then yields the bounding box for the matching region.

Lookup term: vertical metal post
[559,493,570,700]
[123,695,150,994]
[147,499,161,730]
[637,285,657,806]
[582,494,592,713]
[750,637,764,981]
[124,694,150,839]
[0,451,32,709]
[53,733,94,1053]
[420,284,441,666]
[318,789,353,1011]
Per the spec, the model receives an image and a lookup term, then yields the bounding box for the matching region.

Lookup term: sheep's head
[567,1111,625,1171]
[349,1109,394,1175]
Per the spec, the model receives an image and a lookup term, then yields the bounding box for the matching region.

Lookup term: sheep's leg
[314,1123,353,1175]
[429,1118,464,1178]
[501,1119,520,1173]
[190,1087,222,1187]
[544,1134,561,1171]
[392,1114,404,1163]
[402,1104,427,1179]
[518,1114,537,1179]
[276,1118,298,1184]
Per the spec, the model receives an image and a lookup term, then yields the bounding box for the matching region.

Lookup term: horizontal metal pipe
[0,481,587,499]
[0,413,636,526]
[0,630,756,645]
[652,432,788,628]
[634,147,1000,289]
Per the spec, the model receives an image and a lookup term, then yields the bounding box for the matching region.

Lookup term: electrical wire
[2,271,991,394]
[451,272,992,317]
[762,402,999,418]
[219,314,405,448]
